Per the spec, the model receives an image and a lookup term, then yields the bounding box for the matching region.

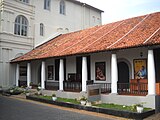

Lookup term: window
[44,0,51,10]
[60,0,65,15]
[19,0,29,4]
[14,15,28,36]
[40,23,44,36]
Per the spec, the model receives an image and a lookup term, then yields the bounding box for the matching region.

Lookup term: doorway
[118,61,129,83]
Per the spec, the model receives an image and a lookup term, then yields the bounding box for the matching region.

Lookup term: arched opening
[117,61,130,93]
[118,61,129,83]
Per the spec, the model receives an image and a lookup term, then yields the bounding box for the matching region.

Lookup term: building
[0,0,103,88]
[11,12,160,109]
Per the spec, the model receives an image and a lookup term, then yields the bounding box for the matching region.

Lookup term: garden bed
[26,95,155,119]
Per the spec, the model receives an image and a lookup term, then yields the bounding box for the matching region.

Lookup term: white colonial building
[12,12,160,109]
[0,0,103,88]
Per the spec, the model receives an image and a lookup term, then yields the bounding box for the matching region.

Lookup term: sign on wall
[134,59,147,79]
[95,62,106,81]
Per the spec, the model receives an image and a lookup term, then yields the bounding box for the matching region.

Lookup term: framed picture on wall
[48,65,54,80]
[95,62,106,81]
[133,59,147,79]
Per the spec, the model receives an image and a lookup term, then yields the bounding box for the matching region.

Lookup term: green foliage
[35,95,79,104]
[80,96,87,101]
[37,86,41,91]
[52,94,56,97]
[57,97,80,104]
[7,86,24,95]
[93,103,151,112]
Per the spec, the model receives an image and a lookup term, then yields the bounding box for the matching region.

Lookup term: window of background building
[60,0,66,15]
[19,0,29,4]
[40,23,44,36]
[44,0,51,10]
[14,15,28,36]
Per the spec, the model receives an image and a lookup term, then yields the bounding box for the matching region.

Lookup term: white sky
[79,0,160,24]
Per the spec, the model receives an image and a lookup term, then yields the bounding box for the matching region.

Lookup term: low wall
[56,91,87,99]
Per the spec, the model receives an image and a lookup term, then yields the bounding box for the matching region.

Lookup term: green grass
[35,95,79,104]
[33,95,152,112]
[93,103,152,112]
[57,97,80,104]
[36,95,52,100]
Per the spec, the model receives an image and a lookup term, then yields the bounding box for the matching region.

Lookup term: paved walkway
[1,95,127,120]
[3,94,160,120]
[144,113,160,120]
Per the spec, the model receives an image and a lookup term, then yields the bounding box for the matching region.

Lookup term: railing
[63,81,82,92]
[45,81,59,90]
[86,80,94,85]
[95,83,111,94]
[118,83,148,96]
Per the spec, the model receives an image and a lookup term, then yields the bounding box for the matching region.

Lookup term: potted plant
[86,101,92,106]
[25,91,30,96]
[29,82,33,89]
[136,103,144,113]
[80,96,87,105]
[52,94,57,101]
[37,86,41,95]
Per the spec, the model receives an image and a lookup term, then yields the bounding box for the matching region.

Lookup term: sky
[79,0,160,24]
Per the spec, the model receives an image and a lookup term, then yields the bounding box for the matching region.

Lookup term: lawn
[93,103,152,112]
[35,95,79,104]
[34,95,152,112]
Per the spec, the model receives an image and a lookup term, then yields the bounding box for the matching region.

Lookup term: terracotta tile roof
[11,12,160,62]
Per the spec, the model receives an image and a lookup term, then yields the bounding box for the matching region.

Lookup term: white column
[27,63,31,87]
[59,59,64,91]
[41,61,45,89]
[111,54,118,94]
[16,64,19,87]
[148,50,156,95]
[82,57,88,92]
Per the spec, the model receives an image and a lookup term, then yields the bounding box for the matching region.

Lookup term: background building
[0,0,103,88]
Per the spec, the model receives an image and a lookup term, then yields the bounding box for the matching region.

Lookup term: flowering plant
[37,86,41,91]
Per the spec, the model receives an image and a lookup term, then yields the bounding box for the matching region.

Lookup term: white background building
[0,0,103,88]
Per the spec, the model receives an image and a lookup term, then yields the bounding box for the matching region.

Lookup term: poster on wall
[95,62,106,81]
[134,59,147,79]
[48,65,54,80]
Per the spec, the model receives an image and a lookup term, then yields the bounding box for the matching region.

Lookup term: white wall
[33,0,102,46]
[0,0,102,87]
[89,47,148,84]
[90,52,111,83]
[117,47,148,79]
[66,56,76,79]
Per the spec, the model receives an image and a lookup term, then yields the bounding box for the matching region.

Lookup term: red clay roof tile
[11,12,160,62]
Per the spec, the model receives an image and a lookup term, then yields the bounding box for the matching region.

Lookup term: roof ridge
[55,25,106,56]
[143,27,160,44]
[107,14,150,49]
